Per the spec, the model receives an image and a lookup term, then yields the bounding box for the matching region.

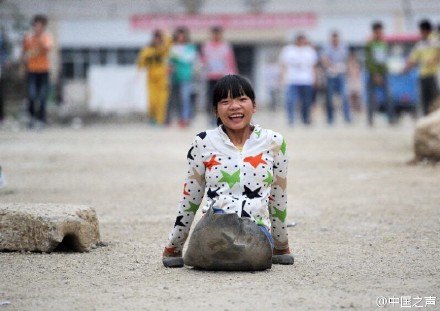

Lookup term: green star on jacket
[219,169,240,188]
[280,139,287,155]
[263,171,273,185]
[271,206,287,222]
[184,201,200,214]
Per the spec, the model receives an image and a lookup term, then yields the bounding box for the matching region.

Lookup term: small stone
[286,221,297,228]
[0,203,101,252]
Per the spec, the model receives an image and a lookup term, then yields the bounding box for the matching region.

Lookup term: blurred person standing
[20,14,53,129]
[402,19,440,115]
[264,55,281,111]
[201,26,237,125]
[167,27,198,128]
[321,31,351,125]
[437,23,440,92]
[137,29,171,125]
[279,33,318,125]
[0,27,10,122]
[365,21,394,125]
[346,48,363,113]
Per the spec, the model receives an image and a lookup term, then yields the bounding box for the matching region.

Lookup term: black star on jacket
[174,215,186,227]
[243,185,262,199]
[187,146,194,160]
[207,187,220,199]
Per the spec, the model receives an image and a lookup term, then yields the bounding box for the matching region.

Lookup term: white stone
[414,109,440,161]
[0,203,101,252]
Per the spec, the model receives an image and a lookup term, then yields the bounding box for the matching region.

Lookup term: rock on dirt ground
[414,109,440,161]
[0,203,101,252]
[0,111,439,310]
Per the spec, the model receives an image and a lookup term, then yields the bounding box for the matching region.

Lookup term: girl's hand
[162,247,182,258]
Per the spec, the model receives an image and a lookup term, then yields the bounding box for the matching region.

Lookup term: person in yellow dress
[137,29,171,125]
[403,19,440,115]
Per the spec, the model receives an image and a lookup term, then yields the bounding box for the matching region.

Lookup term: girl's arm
[269,134,290,252]
[164,136,206,255]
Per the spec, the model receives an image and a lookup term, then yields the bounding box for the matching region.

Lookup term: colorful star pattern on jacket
[243,185,262,199]
[244,153,267,168]
[184,201,200,214]
[166,125,290,252]
[219,169,240,188]
[203,155,221,171]
[280,139,287,155]
[263,171,273,185]
[183,183,190,196]
[271,206,287,222]
[188,167,203,185]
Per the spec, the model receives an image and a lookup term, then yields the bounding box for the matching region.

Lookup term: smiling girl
[163,74,293,268]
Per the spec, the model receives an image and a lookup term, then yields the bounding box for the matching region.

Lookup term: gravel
[0,111,438,311]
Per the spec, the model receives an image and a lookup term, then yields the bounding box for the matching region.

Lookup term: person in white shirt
[162,74,293,268]
[279,34,318,125]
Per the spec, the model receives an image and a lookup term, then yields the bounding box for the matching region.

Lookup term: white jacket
[166,124,290,251]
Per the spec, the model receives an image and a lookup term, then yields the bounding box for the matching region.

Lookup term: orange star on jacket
[243,153,267,168]
[183,183,190,196]
[203,155,221,171]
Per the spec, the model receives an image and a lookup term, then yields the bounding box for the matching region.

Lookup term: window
[61,47,141,80]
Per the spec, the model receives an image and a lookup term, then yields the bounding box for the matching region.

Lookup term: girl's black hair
[212,75,255,126]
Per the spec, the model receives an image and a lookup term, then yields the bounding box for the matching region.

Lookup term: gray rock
[0,203,101,252]
[184,208,272,271]
[414,109,440,161]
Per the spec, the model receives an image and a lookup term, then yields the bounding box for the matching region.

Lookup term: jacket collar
[216,123,261,146]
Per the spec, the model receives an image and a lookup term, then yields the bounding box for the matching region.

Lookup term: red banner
[131,13,317,30]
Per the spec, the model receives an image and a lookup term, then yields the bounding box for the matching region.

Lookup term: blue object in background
[388,69,418,109]
[365,68,419,113]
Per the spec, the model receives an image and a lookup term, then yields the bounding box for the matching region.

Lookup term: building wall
[8,0,440,20]
[3,0,440,108]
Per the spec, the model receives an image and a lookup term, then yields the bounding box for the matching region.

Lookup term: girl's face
[216,92,256,131]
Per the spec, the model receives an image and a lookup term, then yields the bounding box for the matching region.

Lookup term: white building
[2,0,440,111]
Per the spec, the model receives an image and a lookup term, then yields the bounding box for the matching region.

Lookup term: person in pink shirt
[201,26,238,125]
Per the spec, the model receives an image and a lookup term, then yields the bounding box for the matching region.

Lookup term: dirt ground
[0,111,439,311]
